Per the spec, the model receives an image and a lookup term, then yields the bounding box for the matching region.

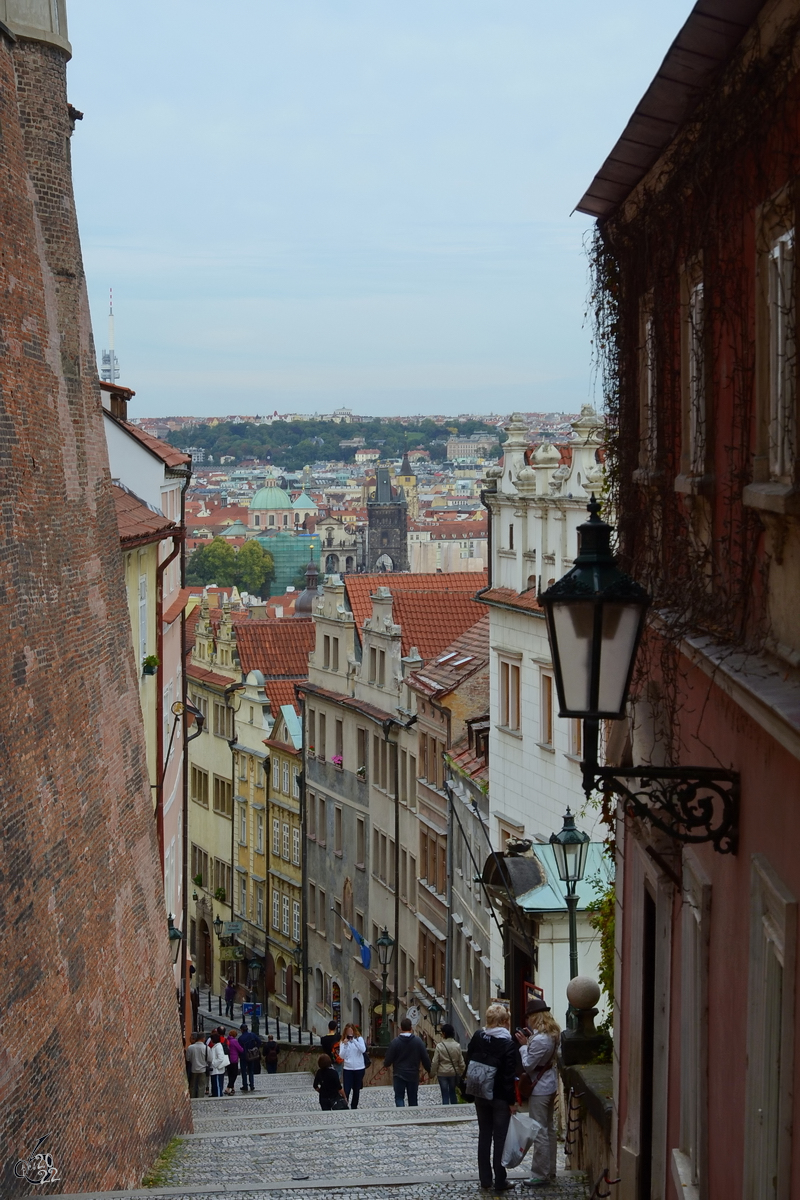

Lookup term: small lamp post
[550,809,590,1030]
[247,958,263,1035]
[213,913,224,940]
[167,914,183,966]
[376,927,395,1047]
[428,998,443,1037]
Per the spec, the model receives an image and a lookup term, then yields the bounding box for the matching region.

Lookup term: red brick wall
[0,33,191,1196]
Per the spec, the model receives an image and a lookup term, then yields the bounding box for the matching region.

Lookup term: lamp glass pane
[551,601,594,712]
[597,603,644,714]
[551,839,568,882]
[564,841,581,882]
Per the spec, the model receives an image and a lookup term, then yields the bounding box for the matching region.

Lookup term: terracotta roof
[113,483,178,547]
[264,679,302,716]
[235,618,314,677]
[344,571,488,631]
[163,586,193,626]
[186,663,236,690]
[406,615,490,698]
[302,682,391,725]
[108,413,192,470]
[478,586,543,615]
[448,735,488,784]
[390,591,488,662]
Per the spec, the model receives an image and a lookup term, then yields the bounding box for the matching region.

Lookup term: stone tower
[367,466,409,572]
[0,5,191,1196]
[394,451,418,519]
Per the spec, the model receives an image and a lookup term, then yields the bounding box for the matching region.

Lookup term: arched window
[352,996,362,1030]
[254,515,260,527]
[283,515,289,527]
[269,515,275,527]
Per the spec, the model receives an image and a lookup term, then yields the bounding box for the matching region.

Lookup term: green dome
[250,484,292,510]
[292,491,317,510]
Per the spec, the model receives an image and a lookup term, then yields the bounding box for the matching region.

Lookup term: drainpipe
[296,686,309,1032]
[179,465,192,1045]
[155,530,183,872]
[444,761,454,1028]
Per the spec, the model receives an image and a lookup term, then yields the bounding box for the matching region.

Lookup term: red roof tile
[186,663,236,690]
[113,483,178,546]
[406,615,490,697]
[479,586,542,614]
[163,586,193,626]
[344,571,487,632]
[235,618,314,678]
[264,679,302,715]
[108,413,192,470]
[390,592,488,661]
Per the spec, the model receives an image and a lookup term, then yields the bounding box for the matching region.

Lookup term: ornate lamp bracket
[586,765,740,855]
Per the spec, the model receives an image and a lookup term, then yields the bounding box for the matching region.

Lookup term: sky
[67,0,695,420]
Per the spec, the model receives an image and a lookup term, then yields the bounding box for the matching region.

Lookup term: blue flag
[348,923,371,969]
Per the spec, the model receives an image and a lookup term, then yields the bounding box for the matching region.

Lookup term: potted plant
[331,754,343,769]
[357,765,367,780]
[307,745,315,757]
[142,653,160,676]
[192,872,203,888]
[214,886,226,902]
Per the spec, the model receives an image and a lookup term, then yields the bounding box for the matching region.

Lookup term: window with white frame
[138,572,147,663]
[568,718,582,758]
[743,855,797,1200]
[272,889,280,930]
[273,759,280,789]
[256,812,264,854]
[272,817,281,855]
[239,873,247,917]
[768,230,796,480]
[540,672,554,747]
[282,894,290,936]
[292,826,300,865]
[255,760,265,789]
[256,885,264,927]
[293,766,301,798]
[499,657,521,731]
[292,899,301,943]
[238,752,248,781]
[282,822,290,860]
[239,805,247,844]
[282,762,290,794]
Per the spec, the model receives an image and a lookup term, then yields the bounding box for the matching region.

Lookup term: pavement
[56,1073,590,1200]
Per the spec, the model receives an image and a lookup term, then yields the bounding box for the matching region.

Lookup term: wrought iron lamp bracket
[585,765,740,855]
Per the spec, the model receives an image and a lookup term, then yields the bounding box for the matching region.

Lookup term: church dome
[250,484,292,510]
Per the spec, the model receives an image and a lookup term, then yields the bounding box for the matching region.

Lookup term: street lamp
[213,913,224,940]
[376,927,395,1047]
[247,958,263,1035]
[428,998,444,1036]
[538,497,739,854]
[550,809,590,983]
[167,914,183,966]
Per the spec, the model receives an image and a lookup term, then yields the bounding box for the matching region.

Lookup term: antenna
[100,287,120,383]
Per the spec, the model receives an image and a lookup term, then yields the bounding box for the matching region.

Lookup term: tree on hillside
[187,538,237,586]
[235,540,274,597]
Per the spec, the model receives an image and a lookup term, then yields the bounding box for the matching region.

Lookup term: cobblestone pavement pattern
[60,1073,590,1200]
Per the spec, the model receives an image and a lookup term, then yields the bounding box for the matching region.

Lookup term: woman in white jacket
[339,1023,367,1109]
[208,1033,229,1098]
[515,998,561,1187]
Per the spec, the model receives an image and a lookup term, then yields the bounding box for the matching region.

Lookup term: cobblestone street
[59,1074,590,1200]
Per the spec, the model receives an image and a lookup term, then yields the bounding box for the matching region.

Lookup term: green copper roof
[250,484,292,510]
[291,491,317,510]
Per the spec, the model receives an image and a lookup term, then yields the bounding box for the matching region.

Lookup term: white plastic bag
[501,1111,542,1169]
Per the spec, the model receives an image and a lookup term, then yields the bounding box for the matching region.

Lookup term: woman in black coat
[465,1003,520,1191]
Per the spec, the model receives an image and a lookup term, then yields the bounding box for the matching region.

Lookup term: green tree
[186,537,237,586]
[234,540,274,598]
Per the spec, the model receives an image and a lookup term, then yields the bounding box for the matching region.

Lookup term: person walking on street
[224,977,236,1019]
[320,1019,342,1078]
[429,1023,465,1105]
[465,1003,519,1192]
[207,1032,228,1098]
[238,1022,262,1092]
[384,1017,431,1107]
[313,1053,347,1110]
[515,998,561,1189]
[185,1033,210,1099]
[264,1035,279,1074]
[225,1029,243,1095]
[339,1023,367,1109]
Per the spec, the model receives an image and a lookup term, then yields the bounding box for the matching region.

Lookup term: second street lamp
[550,809,590,985]
[376,927,395,1047]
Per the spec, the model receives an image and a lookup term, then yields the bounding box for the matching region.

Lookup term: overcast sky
[67,0,693,420]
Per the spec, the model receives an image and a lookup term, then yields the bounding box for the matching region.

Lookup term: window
[282,822,290,860]
[191,843,208,887]
[272,817,281,855]
[685,274,706,476]
[293,766,300,798]
[334,806,343,855]
[213,776,232,817]
[743,855,797,1200]
[399,748,407,802]
[639,294,657,467]
[768,230,796,480]
[138,573,148,663]
[673,851,711,1198]
[292,826,300,865]
[293,899,301,943]
[540,673,554,747]
[272,889,280,929]
[308,790,316,838]
[282,894,290,936]
[308,883,316,927]
[409,855,417,907]
[239,805,247,844]
[356,817,365,867]
[308,708,316,753]
[318,713,327,759]
[318,888,326,936]
[256,812,264,854]
[255,885,264,927]
[332,637,339,671]
[213,700,234,740]
[282,762,289,794]
[569,718,583,758]
[191,765,209,807]
[323,634,331,669]
[238,753,248,781]
[239,873,247,916]
[273,759,280,789]
[256,761,265,789]
[369,647,377,683]
[335,719,343,761]
[508,523,514,551]
[333,897,342,946]
[213,859,231,901]
[400,848,407,900]
[318,796,326,844]
[190,692,208,731]
[378,650,386,687]
[499,658,521,731]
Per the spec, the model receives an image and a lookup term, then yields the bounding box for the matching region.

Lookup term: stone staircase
[56,1073,590,1199]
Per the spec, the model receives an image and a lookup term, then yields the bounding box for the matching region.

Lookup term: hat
[525,997,550,1015]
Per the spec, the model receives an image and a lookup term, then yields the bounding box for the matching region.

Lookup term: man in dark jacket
[238,1022,262,1092]
[384,1017,432,1106]
[465,1003,519,1192]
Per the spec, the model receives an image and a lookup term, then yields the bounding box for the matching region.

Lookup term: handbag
[362,1049,371,1068]
[246,1045,261,1062]
[463,1059,496,1100]
[331,1096,349,1110]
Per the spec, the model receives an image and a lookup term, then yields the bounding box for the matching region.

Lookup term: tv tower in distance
[100,288,120,384]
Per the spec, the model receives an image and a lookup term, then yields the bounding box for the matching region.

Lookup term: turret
[0,0,71,55]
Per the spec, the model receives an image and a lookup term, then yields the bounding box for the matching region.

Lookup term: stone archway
[375,553,393,572]
[325,552,340,573]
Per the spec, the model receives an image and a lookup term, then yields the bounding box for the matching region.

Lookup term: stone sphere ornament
[566,975,601,1011]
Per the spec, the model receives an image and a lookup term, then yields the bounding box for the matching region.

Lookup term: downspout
[444,760,454,1027]
[296,686,309,1032]
[179,464,192,1046]
[156,529,183,872]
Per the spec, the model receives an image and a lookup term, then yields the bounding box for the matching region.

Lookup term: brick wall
[0,32,191,1196]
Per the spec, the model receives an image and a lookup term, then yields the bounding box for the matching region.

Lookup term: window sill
[334,850,343,859]
[355,862,365,872]
[674,472,713,496]
[563,753,583,764]
[670,1150,699,1200]
[743,481,800,516]
[536,742,556,754]
[497,725,522,739]
[498,548,516,558]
